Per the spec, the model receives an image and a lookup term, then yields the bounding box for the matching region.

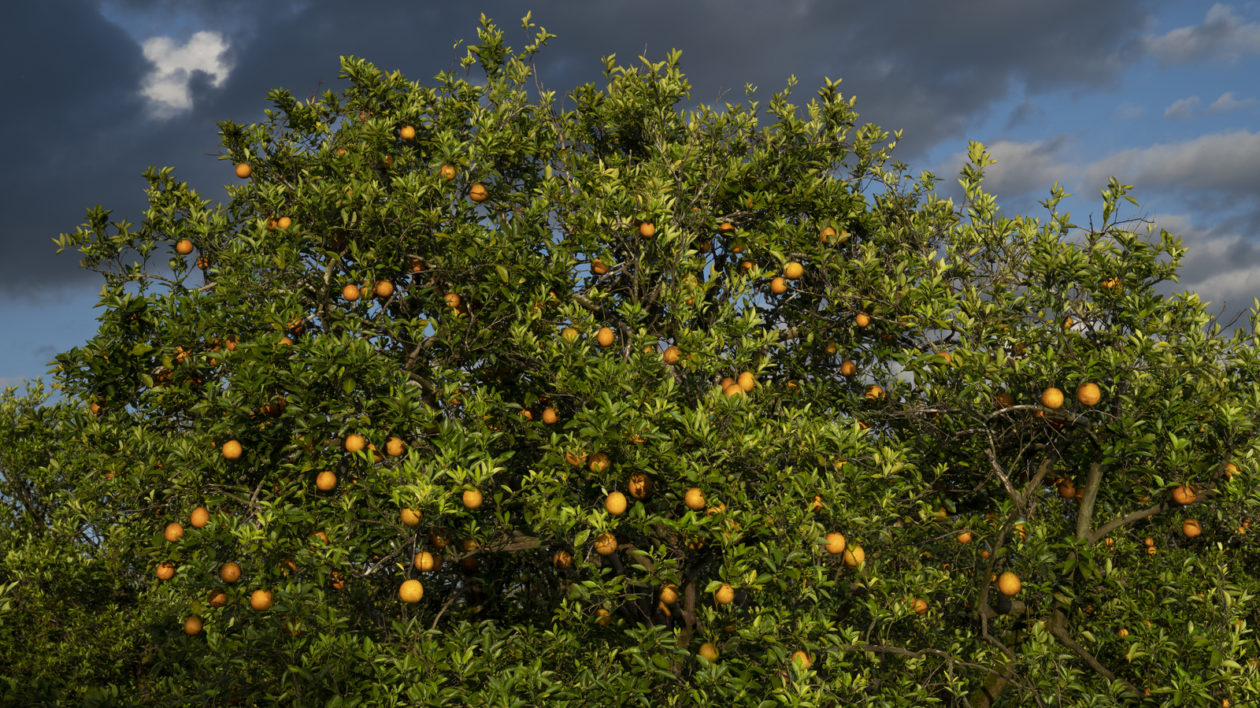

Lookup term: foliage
[3,13,1260,705]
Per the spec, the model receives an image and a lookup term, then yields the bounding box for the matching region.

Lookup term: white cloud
[1206,91,1258,113]
[140,31,231,118]
[1163,95,1200,118]
[1081,130,1260,195]
[1144,3,1260,64]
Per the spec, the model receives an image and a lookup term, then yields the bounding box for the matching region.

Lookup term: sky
[2,1,1259,391]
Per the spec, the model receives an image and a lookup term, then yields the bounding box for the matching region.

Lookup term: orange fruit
[386,437,406,457]
[277,216,292,230]
[342,284,360,301]
[565,449,587,467]
[552,550,572,569]
[911,597,928,615]
[469,183,488,202]
[843,545,865,569]
[1172,485,1197,505]
[234,163,251,179]
[714,583,735,604]
[1040,387,1064,409]
[156,562,175,580]
[541,407,558,424]
[596,327,615,347]
[462,489,483,510]
[344,434,366,453]
[184,616,203,635]
[698,642,719,661]
[1076,382,1101,406]
[1182,518,1202,537]
[222,440,242,460]
[374,280,394,298]
[865,384,884,401]
[315,471,337,491]
[769,277,787,294]
[790,650,812,669]
[399,125,416,140]
[398,579,424,603]
[592,258,609,275]
[957,531,973,544]
[400,508,421,527]
[589,452,610,473]
[660,584,679,605]
[208,589,227,607]
[717,221,736,234]
[639,222,655,238]
[444,292,461,308]
[413,551,441,572]
[439,163,457,180]
[663,345,681,364]
[684,488,706,511]
[784,261,804,279]
[820,226,837,243]
[220,562,242,584]
[164,522,184,543]
[605,491,628,515]
[994,393,1014,409]
[628,473,652,499]
[190,507,210,528]
[997,571,1021,596]
[855,312,870,328]
[1225,463,1238,478]
[596,608,612,626]
[594,532,618,555]
[824,532,846,554]
[249,589,273,611]
[175,239,194,255]
[840,360,857,377]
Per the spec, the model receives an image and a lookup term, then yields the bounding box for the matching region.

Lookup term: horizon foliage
[3,13,1260,706]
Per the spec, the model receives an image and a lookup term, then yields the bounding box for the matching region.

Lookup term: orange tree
[4,14,1260,705]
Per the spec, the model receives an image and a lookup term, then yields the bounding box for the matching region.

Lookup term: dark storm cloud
[3,0,1163,298]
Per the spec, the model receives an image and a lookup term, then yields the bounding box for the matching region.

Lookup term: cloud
[1082,130,1260,198]
[1206,91,1258,113]
[140,31,232,118]
[1112,102,1146,121]
[1004,99,1045,130]
[1155,213,1260,319]
[1163,95,1200,118]
[1144,3,1260,64]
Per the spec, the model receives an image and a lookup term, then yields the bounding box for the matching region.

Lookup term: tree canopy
[3,14,1260,706]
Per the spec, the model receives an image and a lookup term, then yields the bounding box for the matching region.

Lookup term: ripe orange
[589,452,611,473]
[222,440,242,460]
[414,551,441,572]
[156,562,175,580]
[660,584,679,605]
[400,508,421,527]
[911,597,928,615]
[663,345,681,364]
[957,531,973,544]
[439,163,457,180]
[208,589,227,607]
[399,579,424,603]
[552,550,572,569]
[342,284,360,301]
[594,532,618,555]
[592,258,609,275]
[820,226,837,243]
[469,183,488,202]
[734,371,754,392]
[769,277,787,294]
[1183,518,1202,537]
[790,650,812,669]
[994,393,1015,409]
[1172,485,1197,505]
[1225,463,1238,478]
[843,545,865,569]
[840,360,857,377]
[997,571,1021,596]
[639,222,655,238]
[596,608,612,626]
[374,280,394,298]
[1040,387,1064,409]
[717,221,736,234]
[399,125,416,141]
[540,407,558,425]
[628,473,652,499]
[190,507,210,528]
[784,262,804,280]
[315,471,337,491]
[386,437,406,457]
[277,216,292,230]
[596,327,615,347]
[824,532,846,554]
[164,522,184,543]
[865,384,884,401]
[175,239,194,255]
[855,312,870,328]
[235,163,251,179]
[714,584,735,604]
[184,616,203,635]
[220,562,242,584]
[344,434,366,453]
[684,488,706,511]
[1076,382,1101,406]
[605,491,628,515]
[462,489,483,510]
[698,642,719,661]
